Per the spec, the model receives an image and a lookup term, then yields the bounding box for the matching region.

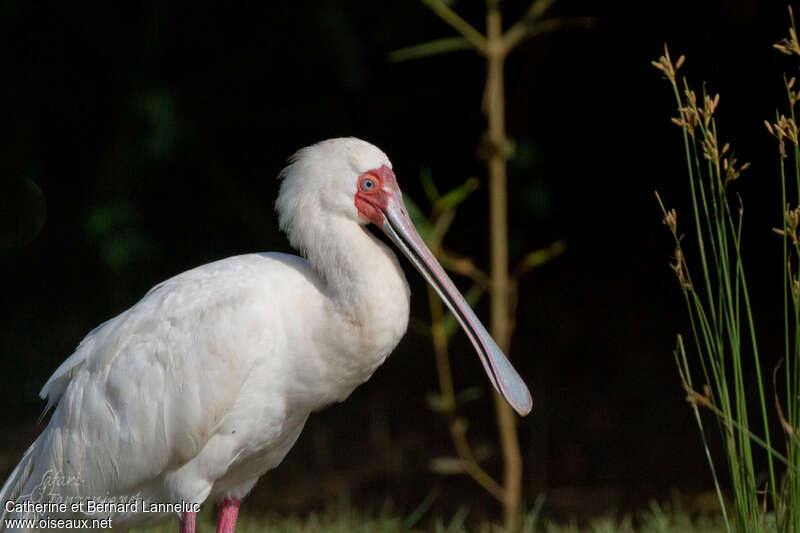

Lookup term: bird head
[277,137,394,230]
[277,138,532,416]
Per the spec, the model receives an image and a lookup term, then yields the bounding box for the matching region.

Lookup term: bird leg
[216,498,241,533]
[179,510,196,533]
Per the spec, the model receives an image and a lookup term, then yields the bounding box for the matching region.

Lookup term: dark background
[0,0,795,525]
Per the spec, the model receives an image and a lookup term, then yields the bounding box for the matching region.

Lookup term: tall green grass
[654,9,800,531]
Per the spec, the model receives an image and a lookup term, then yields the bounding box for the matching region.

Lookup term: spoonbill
[0,138,531,533]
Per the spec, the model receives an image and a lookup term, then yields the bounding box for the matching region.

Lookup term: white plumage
[0,138,530,533]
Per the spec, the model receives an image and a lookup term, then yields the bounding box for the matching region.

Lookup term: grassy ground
[132,501,727,533]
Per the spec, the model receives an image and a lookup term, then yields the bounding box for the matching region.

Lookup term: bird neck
[303,217,408,322]
[286,215,411,406]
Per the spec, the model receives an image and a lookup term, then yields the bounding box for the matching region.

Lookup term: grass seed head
[670,248,692,291]
[662,208,678,235]
[702,93,720,126]
[723,156,750,187]
[677,106,700,137]
[701,135,720,165]
[783,204,800,245]
[790,258,800,298]
[652,44,684,84]
[670,116,687,128]
[685,88,698,107]
[685,385,713,409]
[787,76,800,105]
[775,115,799,145]
[774,26,800,56]
[766,115,797,157]
[776,205,800,245]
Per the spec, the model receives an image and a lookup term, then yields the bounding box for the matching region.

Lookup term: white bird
[0,138,531,533]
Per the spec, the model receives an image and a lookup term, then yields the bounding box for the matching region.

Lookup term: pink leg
[217,498,241,533]
[179,511,196,533]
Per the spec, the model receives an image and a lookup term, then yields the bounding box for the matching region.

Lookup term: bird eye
[361,178,375,191]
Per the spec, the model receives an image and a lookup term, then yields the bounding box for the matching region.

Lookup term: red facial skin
[354,164,397,226]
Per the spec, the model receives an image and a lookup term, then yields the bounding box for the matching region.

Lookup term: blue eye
[361,179,375,191]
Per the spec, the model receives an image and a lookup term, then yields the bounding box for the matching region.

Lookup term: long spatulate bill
[380,190,532,416]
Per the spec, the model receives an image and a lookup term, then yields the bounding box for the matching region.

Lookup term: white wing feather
[2,253,330,530]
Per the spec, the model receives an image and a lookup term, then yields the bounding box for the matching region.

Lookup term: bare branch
[420,0,488,56]
[388,36,471,63]
[503,0,557,52]
[527,0,558,20]
[504,15,595,52]
[512,240,566,278]
[438,249,492,290]
[449,418,507,503]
